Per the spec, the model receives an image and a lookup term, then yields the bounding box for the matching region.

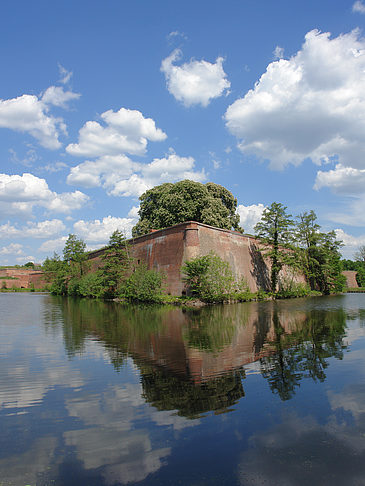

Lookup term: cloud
[38,236,69,253]
[161,49,231,107]
[9,147,38,167]
[167,31,187,44]
[237,203,266,234]
[353,0,365,13]
[314,164,365,194]
[238,411,365,486]
[67,152,206,197]
[58,63,73,84]
[66,108,167,158]
[64,385,171,484]
[225,29,365,170]
[334,229,365,258]
[73,216,136,242]
[0,219,66,239]
[41,86,81,108]
[0,94,65,149]
[128,206,140,218]
[0,173,89,216]
[42,161,68,173]
[273,46,284,59]
[0,243,24,256]
[67,154,137,188]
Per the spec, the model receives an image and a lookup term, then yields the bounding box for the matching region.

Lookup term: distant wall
[342,270,358,288]
[0,268,47,289]
[88,221,306,295]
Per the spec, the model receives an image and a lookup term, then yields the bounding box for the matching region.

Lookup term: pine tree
[254,202,294,292]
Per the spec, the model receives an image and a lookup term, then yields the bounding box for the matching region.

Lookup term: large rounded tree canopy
[132,180,243,237]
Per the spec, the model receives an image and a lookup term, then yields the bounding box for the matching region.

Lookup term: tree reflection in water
[260,306,347,401]
[55,296,348,415]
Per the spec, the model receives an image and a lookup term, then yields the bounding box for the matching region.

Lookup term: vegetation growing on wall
[43,232,165,302]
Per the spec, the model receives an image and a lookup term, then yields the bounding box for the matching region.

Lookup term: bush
[78,272,105,298]
[122,264,165,303]
[276,278,312,299]
[182,253,235,303]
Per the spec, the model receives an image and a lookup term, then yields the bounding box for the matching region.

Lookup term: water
[1,293,365,485]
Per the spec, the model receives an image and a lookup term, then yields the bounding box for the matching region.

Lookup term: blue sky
[1,0,365,264]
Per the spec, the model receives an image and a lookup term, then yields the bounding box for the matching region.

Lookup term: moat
[1,293,365,485]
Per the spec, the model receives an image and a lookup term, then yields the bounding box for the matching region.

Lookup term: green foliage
[100,230,133,297]
[344,249,365,288]
[122,264,165,303]
[132,180,242,237]
[24,261,35,268]
[182,253,236,303]
[77,271,105,298]
[254,202,294,292]
[294,212,345,294]
[254,205,345,296]
[63,234,88,278]
[42,253,68,295]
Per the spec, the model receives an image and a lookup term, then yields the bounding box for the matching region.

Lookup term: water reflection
[1,293,363,486]
[58,297,348,412]
[260,307,347,401]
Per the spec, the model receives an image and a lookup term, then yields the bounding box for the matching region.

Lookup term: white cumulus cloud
[67,152,206,197]
[237,203,266,234]
[66,107,167,158]
[335,228,365,258]
[225,29,365,170]
[0,94,65,149]
[41,86,81,108]
[0,243,24,256]
[73,216,136,242]
[0,219,66,239]
[67,155,137,188]
[314,164,365,194]
[0,173,88,216]
[161,49,231,107]
[38,236,68,254]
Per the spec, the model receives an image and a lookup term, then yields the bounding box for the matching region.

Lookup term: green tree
[254,202,294,292]
[100,230,133,297]
[314,231,345,294]
[42,252,68,294]
[63,234,87,278]
[132,180,242,237]
[295,210,323,290]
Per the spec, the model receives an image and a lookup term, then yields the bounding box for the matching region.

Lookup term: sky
[1,0,365,264]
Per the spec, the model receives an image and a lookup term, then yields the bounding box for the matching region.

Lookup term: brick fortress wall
[0,268,47,289]
[87,221,306,295]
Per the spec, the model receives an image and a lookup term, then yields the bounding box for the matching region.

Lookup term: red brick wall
[0,268,47,289]
[87,221,306,295]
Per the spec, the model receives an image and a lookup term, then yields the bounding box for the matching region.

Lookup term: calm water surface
[1,293,365,485]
